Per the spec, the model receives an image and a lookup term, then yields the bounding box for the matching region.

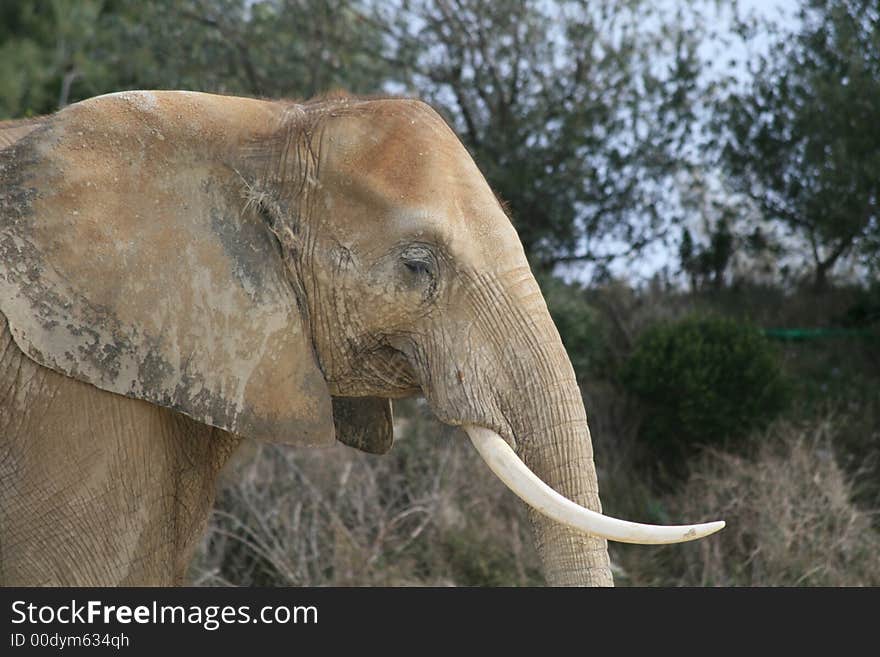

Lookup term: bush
[668,418,880,586]
[621,315,789,472]
[611,417,880,586]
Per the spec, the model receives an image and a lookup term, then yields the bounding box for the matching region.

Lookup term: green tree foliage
[1,0,708,279]
[0,0,391,119]
[0,0,108,116]
[381,0,703,271]
[678,220,734,291]
[715,0,880,289]
[621,316,790,473]
[102,0,390,98]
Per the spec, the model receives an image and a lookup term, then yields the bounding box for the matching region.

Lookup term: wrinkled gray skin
[0,92,612,586]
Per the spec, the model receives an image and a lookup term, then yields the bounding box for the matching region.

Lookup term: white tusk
[465,425,725,545]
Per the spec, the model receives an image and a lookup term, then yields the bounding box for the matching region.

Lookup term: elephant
[0,91,723,586]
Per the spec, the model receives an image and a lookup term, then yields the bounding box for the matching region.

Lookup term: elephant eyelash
[403,260,432,276]
[400,251,439,301]
[405,260,437,299]
[400,244,437,278]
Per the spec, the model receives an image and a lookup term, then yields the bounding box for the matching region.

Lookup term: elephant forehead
[321,105,524,261]
[389,202,526,264]
[322,104,479,200]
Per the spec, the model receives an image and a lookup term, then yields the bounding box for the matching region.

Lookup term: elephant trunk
[478,279,614,585]
[461,271,722,585]
[506,376,614,586]
[519,416,614,586]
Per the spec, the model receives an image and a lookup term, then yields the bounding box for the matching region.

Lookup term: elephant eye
[400,245,438,299]
[403,260,432,276]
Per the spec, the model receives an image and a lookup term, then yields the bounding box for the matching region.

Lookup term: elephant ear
[0,91,335,446]
[332,397,394,454]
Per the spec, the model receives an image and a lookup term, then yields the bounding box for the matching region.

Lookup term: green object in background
[622,315,790,477]
[762,328,876,341]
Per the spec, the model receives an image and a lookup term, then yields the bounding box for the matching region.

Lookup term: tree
[0,0,108,117]
[679,220,735,291]
[0,0,391,119]
[106,0,391,98]
[379,0,704,273]
[715,0,880,290]
[3,0,708,282]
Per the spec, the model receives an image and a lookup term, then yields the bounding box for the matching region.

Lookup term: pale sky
[559,0,804,285]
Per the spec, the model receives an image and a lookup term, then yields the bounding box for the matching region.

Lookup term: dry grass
[613,416,880,586]
[189,400,543,587]
[190,405,880,587]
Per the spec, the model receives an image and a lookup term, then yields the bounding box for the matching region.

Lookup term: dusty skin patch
[0,91,335,446]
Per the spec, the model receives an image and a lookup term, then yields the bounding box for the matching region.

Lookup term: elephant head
[0,91,722,586]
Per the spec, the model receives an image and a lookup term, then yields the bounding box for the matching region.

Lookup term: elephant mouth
[464,425,726,545]
[329,344,422,398]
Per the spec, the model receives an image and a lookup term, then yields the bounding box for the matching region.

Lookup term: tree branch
[176,6,264,94]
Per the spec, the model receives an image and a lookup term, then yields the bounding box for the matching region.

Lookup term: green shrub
[621,315,789,470]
